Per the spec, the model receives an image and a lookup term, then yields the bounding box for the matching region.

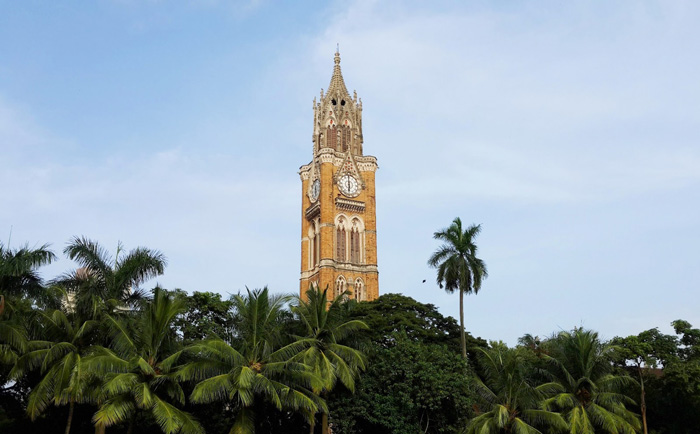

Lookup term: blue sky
[2,0,699,345]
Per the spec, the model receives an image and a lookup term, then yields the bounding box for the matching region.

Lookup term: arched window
[336,215,349,263]
[350,218,363,263]
[341,125,351,152]
[335,275,347,299]
[350,229,356,263]
[354,278,364,302]
[308,225,315,270]
[309,219,320,269]
[327,124,337,148]
[314,219,320,267]
[336,226,346,262]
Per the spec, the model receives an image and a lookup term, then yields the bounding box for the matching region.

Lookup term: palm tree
[86,287,202,434]
[1,243,56,393]
[178,287,323,434]
[542,329,641,434]
[428,218,487,358]
[467,345,567,434]
[11,309,99,434]
[293,285,367,434]
[0,242,57,315]
[56,237,166,318]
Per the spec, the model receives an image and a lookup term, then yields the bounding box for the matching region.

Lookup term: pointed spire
[327,49,350,98]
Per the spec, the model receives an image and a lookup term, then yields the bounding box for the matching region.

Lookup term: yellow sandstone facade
[299,51,379,301]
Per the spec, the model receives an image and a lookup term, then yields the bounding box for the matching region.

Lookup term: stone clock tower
[299,51,379,301]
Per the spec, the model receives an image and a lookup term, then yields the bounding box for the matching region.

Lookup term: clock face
[310,179,320,202]
[338,174,359,196]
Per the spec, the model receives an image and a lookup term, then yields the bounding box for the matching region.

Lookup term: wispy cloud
[304,0,700,207]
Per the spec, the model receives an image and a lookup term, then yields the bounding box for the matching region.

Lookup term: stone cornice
[305,203,320,220]
[305,150,378,172]
[299,162,312,180]
[335,197,365,213]
[300,262,379,279]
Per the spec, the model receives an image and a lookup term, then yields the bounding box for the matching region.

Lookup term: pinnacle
[327,50,350,99]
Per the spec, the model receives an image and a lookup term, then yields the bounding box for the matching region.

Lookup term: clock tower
[299,51,379,301]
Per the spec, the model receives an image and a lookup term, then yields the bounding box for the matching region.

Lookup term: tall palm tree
[86,287,202,434]
[57,237,166,318]
[428,218,487,358]
[293,286,367,434]
[179,287,324,434]
[542,329,641,434]
[11,309,99,434]
[466,345,567,434]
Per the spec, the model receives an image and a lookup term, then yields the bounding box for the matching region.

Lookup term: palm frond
[190,374,235,404]
[93,395,136,427]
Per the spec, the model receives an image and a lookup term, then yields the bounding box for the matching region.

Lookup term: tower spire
[327,50,350,98]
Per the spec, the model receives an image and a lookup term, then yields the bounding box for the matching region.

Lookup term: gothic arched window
[327,124,337,148]
[350,218,363,263]
[315,219,321,267]
[341,125,351,152]
[309,219,320,269]
[354,278,364,302]
[336,226,346,262]
[308,225,315,270]
[335,275,347,299]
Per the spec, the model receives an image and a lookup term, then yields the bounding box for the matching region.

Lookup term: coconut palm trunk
[65,400,75,434]
[321,413,329,434]
[638,365,648,434]
[459,289,466,359]
[94,423,106,434]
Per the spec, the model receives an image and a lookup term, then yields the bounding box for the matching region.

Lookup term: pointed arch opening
[326,121,337,149]
[336,217,347,263]
[341,120,352,152]
[309,219,321,269]
[354,278,365,302]
[350,217,364,264]
[335,275,347,299]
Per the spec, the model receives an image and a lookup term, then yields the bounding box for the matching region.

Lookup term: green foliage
[428,219,487,296]
[179,287,324,434]
[329,294,482,434]
[4,236,700,434]
[11,309,99,428]
[55,237,166,318]
[293,286,367,394]
[0,243,57,307]
[293,286,368,433]
[348,293,487,358]
[331,333,473,434]
[640,321,700,433]
[542,329,641,434]
[87,287,203,434]
[467,346,567,434]
[170,290,236,343]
